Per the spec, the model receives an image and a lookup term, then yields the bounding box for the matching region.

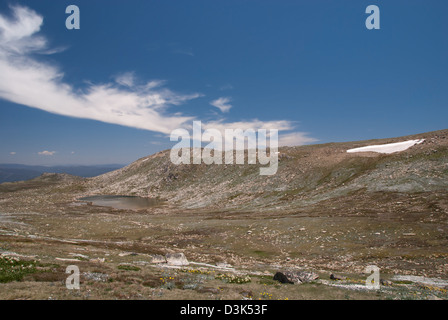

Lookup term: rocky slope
[84,129,448,212]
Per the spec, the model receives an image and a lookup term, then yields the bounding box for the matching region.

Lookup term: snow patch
[391,275,448,287]
[347,139,424,154]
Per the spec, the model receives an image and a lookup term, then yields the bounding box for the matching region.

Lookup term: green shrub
[117,265,140,271]
[0,256,37,283]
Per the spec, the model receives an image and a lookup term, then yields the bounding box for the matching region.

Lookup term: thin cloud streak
[210,97,232,113]
[278,132,318,147]
[38,150,56,156]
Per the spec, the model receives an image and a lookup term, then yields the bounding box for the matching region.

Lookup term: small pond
[79,195,162,210]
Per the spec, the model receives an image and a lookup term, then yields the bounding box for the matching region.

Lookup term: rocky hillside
[86,129,448,211]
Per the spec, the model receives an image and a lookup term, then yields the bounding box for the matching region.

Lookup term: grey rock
[83,272,109,282]
[273,272,294,284]
[330,273,347,281]
[166,253,189,266]
[380,279,393,286]
[149,254,166,264]
[282,271,319,284]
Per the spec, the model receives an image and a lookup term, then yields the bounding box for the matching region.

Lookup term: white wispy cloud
[203,119,294,132]
[38,45,69,55]
[172,47,194,56]
[9,152,16,155]
[168,42,194,56]
[0,6,198,134]
[185,120,313,150]
[219,84,233,91]
[210,97,232,113]
[38,150,56,156]
[114,72,136,87]
[278,132,318,147]
[0,5,45,54]
[0,5,316,147]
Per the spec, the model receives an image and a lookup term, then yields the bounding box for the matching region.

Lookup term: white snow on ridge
[347,139,425,154]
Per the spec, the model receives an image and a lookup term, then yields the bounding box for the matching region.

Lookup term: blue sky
[0,0,447,165]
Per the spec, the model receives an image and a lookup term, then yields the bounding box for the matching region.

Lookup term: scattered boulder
[284,271,319,284]
[83,272,109,282]
[149,254,166,264]
[166,253,189,266]
[274,271,319,284]
[273,272,294,284]
[380,279,393,286]
[330,273,347,281]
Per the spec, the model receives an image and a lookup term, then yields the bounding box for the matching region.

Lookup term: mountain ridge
[82,128,448,212]
[0,164,124,183]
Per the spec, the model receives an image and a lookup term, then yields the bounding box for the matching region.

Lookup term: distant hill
[0,164,124,183]
[86,129,448,211]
